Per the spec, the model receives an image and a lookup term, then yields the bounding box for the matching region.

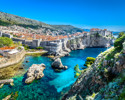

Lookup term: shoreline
[26,50,48,56]
[0,50,48,69]
[0,46,110,69]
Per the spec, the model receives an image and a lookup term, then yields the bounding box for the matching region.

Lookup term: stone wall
[1,32,13,38]
[0,48,26,68]
[44,33,113,56]
[90,30,112,36]
[0,31,113,56]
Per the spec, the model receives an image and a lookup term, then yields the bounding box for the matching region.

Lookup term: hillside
[62,33,125,100]
[0,11,83,34]
[52,25,83,34]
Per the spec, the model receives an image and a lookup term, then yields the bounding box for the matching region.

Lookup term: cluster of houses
[90,28,112,36]
[0,25,68,37]
[0,25,112,41]
[0,26,113,58]
[0,25,88,41]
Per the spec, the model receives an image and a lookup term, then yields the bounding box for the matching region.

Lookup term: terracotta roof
[0,46,15,50]
[90,28,100,31]
[0,55,3,58]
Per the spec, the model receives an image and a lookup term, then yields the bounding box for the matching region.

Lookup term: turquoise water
[0,48,107,100]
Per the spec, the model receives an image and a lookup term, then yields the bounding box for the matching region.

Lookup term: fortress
[0,29,113,56]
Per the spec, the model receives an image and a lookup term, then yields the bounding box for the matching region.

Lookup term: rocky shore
[62,41,125,100]
[0,79,14,85]
[0,79,14,88]
[25,64,46,84]
[47,33,113,57]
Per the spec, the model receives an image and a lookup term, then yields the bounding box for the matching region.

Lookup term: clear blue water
[0,48,107,100]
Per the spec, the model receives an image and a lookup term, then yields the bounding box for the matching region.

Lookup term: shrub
[74,64,81,78]
[84,57,95,67]
[23,44,29,50]
[17,47,22,50]
[0,37,13,47]
[36,47,44,50]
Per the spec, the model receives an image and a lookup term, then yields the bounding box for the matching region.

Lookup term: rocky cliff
[47,33,113,57]
[62,39,125,99]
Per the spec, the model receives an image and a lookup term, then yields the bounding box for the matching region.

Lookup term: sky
[0,0,125,31]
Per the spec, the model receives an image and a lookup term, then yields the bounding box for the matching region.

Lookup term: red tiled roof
[0,46,15,50]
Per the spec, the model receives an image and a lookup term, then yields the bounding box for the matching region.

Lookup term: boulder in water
[25,64,46,84]
[51,58,64,69]
[51,58,68,71]
[26,60,29,63]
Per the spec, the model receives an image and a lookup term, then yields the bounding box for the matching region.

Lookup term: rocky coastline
[47,33,113,57]
[62,41,125,100]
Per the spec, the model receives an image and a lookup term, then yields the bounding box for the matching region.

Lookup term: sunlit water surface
[0,48,107,100]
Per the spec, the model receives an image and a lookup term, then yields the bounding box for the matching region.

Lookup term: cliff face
[62,41,125,100]
[46,33,113,56]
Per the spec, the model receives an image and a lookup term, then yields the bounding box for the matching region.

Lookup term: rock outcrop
[51,58,68,71]
[0,79,14,88]
[46,33,113,57]
[25,64,46,84]
[0,79,14,84]
[62,42,125,100]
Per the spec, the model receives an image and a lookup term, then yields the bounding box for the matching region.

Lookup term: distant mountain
[0,11,83,34]
[52,25,83,33]
[83,29,90,32]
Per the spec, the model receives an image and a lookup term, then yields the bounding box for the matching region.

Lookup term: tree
[74,64,81,78]
[84,57,95,67]
[0,37,13,47]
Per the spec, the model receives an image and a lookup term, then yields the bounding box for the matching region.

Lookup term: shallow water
[0,48,107,100]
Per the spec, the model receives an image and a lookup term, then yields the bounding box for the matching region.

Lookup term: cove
[0,47,107,100]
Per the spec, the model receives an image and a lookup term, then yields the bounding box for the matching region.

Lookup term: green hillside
[0,11,83,33]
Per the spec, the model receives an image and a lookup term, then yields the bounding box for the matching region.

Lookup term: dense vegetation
[114,32,125,49]
[0,11,83,33]
[118,32,125,38]
[0,37,13,47]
